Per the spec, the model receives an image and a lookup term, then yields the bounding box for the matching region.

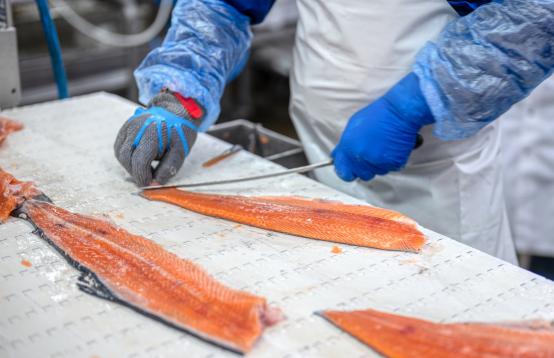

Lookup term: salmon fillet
[0,116,23,145]
[141,189,425,252]
[319,308,554,358]
[1,169,280,353]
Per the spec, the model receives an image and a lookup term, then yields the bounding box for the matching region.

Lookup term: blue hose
[36,0,69,99]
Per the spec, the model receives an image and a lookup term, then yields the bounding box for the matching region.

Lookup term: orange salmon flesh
[141,189,425,252]
[320,308,554,358]
[0,169,280,353]
[21,200,281,353]
[0,169,41,222]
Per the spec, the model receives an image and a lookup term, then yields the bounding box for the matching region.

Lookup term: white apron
[289,0,517,263]
[501,76,554,257]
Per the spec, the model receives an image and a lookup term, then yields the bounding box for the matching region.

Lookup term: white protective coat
[501,76,554,257]
[289,0,517,263]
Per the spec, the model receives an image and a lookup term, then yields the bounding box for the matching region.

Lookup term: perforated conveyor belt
[0,93,552,358]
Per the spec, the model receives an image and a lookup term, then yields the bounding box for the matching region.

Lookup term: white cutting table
[0,93,553,358]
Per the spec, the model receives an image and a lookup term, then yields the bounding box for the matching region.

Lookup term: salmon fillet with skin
[141,189,425,252]
[319,308,554,358]
[0,116,23,145]
[1,169,280,353]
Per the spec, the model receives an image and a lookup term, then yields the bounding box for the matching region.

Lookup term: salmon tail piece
[1,169,281,354]
[141,189,426,253]
[318,308,554,358]
[0,167,46,222]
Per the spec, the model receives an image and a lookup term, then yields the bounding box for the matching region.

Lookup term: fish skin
[319,308,554,358]
[0,168,280,353]
[0,116,23,145]
[18,199,280,353]
[141,189,425,252]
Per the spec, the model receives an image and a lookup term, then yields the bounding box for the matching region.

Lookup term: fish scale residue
[141,189,425,253]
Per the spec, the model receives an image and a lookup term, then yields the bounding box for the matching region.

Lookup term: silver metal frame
[0,0,21,109]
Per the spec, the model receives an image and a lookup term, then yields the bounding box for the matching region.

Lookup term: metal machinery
[11,0,298,121]
[0,0,21,109]
[13,0,156,104]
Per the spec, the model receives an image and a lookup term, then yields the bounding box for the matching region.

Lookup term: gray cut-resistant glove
[114,89,204,186]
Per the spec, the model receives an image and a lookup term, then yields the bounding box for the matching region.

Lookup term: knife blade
[139,133,424,191]
[140,160,333,190]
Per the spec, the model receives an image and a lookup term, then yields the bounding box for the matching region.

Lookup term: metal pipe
[35,0,68,99]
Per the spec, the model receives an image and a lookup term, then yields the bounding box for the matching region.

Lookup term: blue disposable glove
[332,73,434,182]
[114,90,204,186]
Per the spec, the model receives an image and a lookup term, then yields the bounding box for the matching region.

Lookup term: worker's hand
[332,73,434,181]
[114,90,204,186]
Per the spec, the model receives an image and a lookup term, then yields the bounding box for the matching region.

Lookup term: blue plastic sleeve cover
[134,0,253,131]
[414,0,554,140]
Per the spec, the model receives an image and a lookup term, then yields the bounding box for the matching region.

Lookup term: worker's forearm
[414,0,554,140]
[134,0,252,130]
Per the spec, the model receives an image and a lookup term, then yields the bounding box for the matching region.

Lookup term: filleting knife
[140,133,424,191]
